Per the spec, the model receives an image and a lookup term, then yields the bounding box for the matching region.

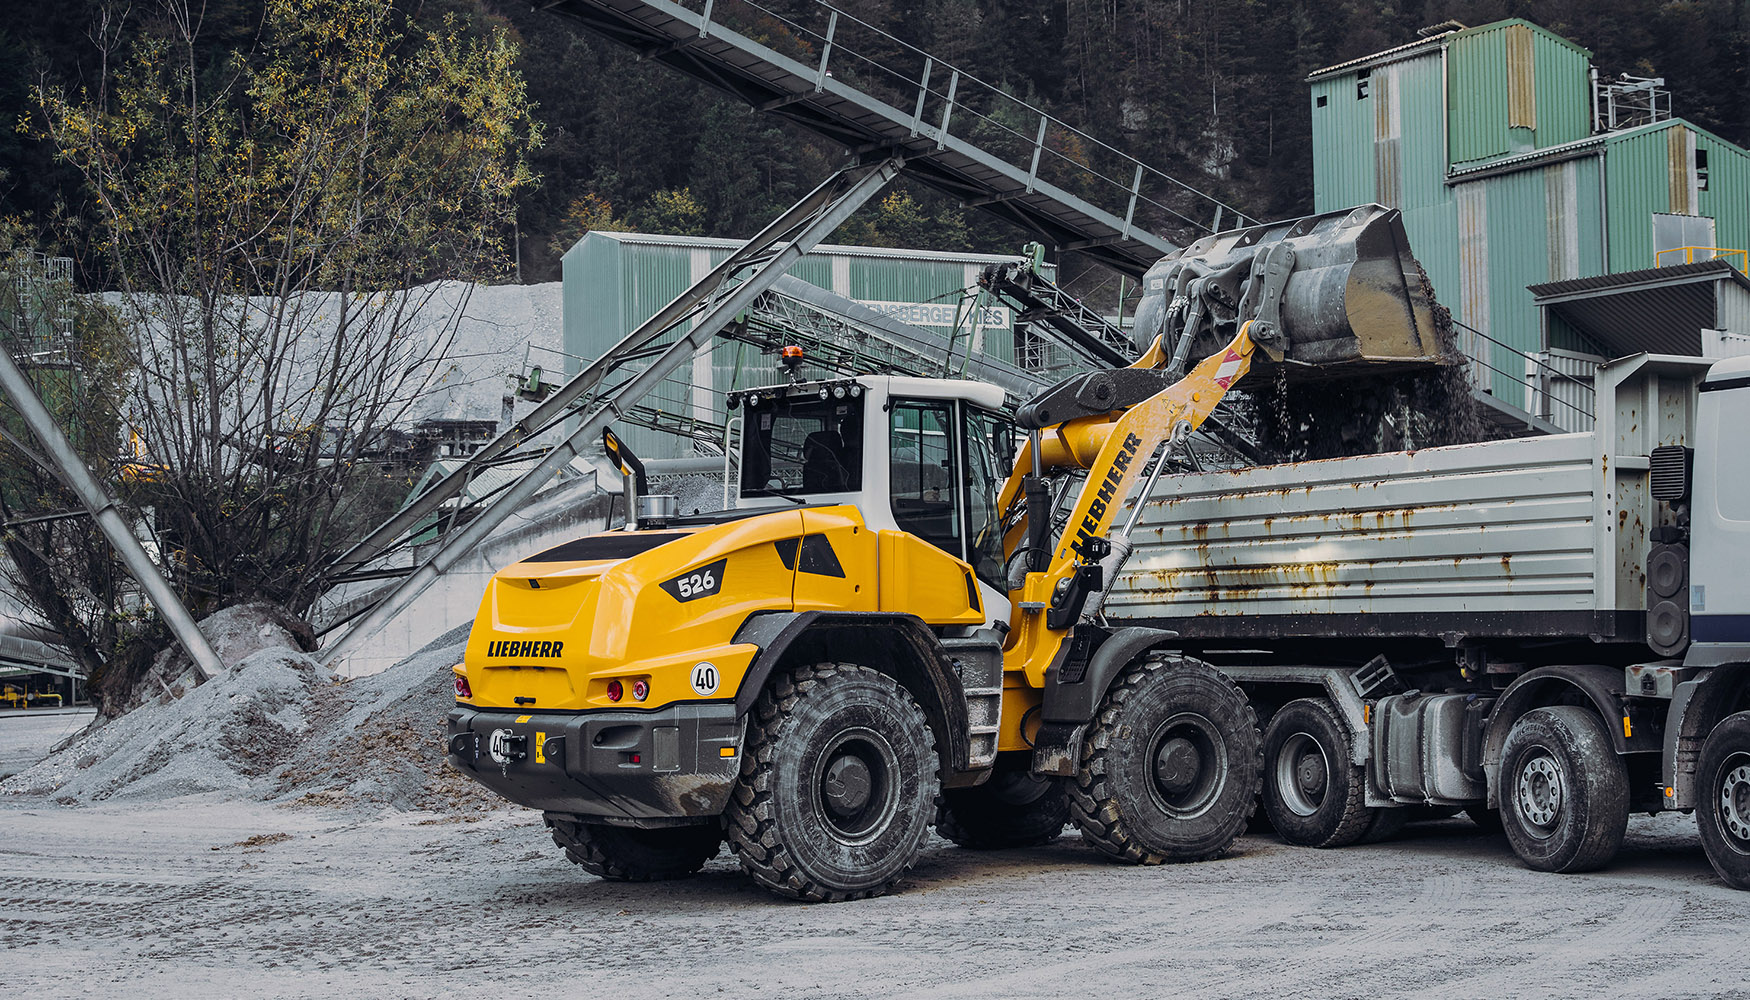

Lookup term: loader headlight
[833,384,848,399]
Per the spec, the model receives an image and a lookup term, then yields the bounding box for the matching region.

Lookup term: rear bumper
[446,702,743,824]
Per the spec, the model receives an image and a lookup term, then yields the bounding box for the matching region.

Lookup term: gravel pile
[2,609,497,814]
[270,622,497,813]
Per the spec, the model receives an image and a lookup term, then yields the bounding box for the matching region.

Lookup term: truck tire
[1696,711,1750,890]
[1070,655,1261,864]
[1499,706,1629,873]
[937,755,1070,849]
[725,662,939,902]
[545,815,722,881]
[1261,697,1372,848]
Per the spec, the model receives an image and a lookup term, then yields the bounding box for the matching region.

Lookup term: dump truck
[1102,349,1750,888]
[445,205,1450,901]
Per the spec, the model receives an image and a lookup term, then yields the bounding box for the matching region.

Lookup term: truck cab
[1688,352,1750,663]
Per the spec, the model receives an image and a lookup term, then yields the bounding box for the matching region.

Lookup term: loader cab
[728,373,1016,607]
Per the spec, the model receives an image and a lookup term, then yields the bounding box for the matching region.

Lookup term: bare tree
[31,0,541,619]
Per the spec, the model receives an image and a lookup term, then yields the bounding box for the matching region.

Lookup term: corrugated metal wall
[1716,283,1750,341]
[1530,28,1593,150]
[1695,128,1750,257]
[1448,21,1591,168]
[560,232,1026,458]
[1605,125,1680,271]
[1602,122,1750,271]
[1310,74,1376,211]
[1451,157,1604,400]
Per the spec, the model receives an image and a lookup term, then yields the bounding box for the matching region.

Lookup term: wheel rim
[814,727,900,844]
[1718,752,1750,852]
[1148,712,1227,820]
[1274,731,1329,818]
[1516,748,1565,834]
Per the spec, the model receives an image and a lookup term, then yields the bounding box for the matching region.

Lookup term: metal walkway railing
[539,0,1257,276]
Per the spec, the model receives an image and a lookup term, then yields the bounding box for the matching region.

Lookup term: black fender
[1033,626,1178,776]
[731,610,978,777]
[1664,666,1750,808]
[1483,664,1660,807]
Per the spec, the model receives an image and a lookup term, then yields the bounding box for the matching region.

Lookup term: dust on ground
[0,796,1743,1000]
[3,610,1745,998]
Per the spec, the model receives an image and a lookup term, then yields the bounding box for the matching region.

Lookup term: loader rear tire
[1261,698,1372,848]
[1499,707,1628,874]
[938,754,1070,849]
[545,815,721,881]
[1071,655,1261,864]
[725,662,939,902]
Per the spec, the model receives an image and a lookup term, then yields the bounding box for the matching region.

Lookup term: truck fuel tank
[1370,691,1490,804]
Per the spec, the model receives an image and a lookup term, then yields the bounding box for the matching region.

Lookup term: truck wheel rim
[815,727,899,843]
[1149,712,1226,820]
[1516,751,1564,832]
[1275,732,1328,818]
[1720,755,1750,850]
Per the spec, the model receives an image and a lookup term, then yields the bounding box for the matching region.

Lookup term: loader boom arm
[998,322,1262,642]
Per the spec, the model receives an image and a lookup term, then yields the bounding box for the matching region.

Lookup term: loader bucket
[1135,204,1446,377]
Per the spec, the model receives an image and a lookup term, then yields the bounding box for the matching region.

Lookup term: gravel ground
[6,618,1744,999]
[0,709,95,778]
[1,796,1744,1000]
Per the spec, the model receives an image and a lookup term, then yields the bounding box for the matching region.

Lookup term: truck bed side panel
[1107,433,1609,634]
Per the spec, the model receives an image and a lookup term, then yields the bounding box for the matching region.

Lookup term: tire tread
[1070,655,1261,864]
[724,662,939,903]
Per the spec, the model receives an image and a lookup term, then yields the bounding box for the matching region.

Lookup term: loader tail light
[632,679,649,702]
[606,679,624,702]
[453,674,473,700]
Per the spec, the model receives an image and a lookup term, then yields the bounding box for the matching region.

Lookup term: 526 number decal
[659,559,726,603]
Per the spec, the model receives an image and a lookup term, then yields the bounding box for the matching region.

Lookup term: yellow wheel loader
[445,205,1445,901]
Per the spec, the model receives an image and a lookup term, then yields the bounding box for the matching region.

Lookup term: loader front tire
[545,815,722,881]
[1071,655,1261,863]
[938,754,1070,849]
[726,662,940,902]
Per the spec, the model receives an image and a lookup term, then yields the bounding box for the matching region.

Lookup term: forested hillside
[4,0,1746,291]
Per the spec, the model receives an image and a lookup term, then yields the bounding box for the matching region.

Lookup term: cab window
[890,400,961,553]
[964,407,1013,589]
[740,394,864,498]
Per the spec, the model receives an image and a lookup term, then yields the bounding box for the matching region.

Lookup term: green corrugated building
[561,232,1027,458]
[1308,20,1750,422]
